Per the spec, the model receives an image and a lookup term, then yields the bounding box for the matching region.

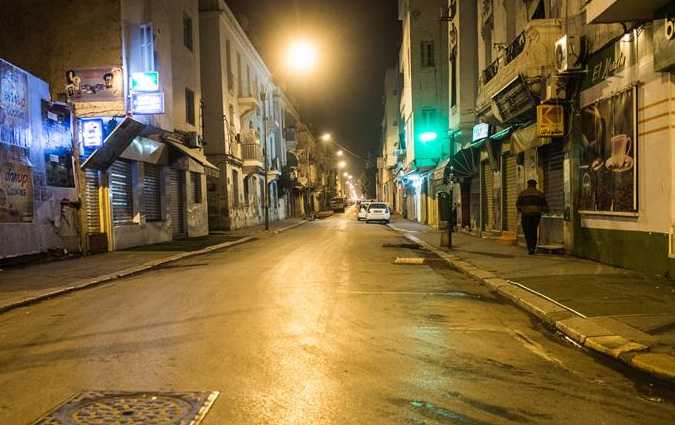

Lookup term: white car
[365,203,391,223]
[357,202,370,221]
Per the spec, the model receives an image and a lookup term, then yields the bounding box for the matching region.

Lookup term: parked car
[329,197,346,212]
[365,203,391,223]
[357,202,371,221]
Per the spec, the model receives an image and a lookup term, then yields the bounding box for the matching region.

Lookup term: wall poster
[579,86,637,213]
[0,59,30,149]
[0,144,33,223]
[41,101,74,187]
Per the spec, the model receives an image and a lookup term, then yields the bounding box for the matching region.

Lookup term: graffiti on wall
[0,59,30,149]
[42,101,74,187]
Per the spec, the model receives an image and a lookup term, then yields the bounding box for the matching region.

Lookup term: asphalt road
[1,211,675,424]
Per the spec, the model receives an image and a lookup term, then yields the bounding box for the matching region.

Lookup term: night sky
[225,0,400,168]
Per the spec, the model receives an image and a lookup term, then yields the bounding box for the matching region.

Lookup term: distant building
[378,68,400,209]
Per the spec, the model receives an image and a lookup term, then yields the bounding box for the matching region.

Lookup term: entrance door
[169,168,186,239]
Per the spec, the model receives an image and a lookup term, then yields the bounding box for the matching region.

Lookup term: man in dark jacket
[516,179,548,255]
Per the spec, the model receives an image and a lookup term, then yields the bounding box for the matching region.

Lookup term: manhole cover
[33,391,219,425]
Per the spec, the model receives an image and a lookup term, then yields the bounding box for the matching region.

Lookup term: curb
[0,236,255,315]
[273,220,308,235]
[386,223,675,383]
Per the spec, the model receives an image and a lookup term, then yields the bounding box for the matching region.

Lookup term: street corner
[496,285,573,325]
[629,352,675,382]
[584,335,648,360]
[554,316,614,346]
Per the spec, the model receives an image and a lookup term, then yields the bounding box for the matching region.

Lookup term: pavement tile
[584,335,648,359]
[555,317,615,345]
[630,353,675,381]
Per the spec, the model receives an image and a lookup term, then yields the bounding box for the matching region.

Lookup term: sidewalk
[389,216,675,381]
[0,218,306,314]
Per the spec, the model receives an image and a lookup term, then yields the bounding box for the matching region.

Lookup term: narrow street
[1,211,674,424]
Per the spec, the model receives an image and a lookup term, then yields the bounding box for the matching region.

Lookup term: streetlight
[321,133,332,142]
[338,160,347,169]
[336,150,343,156]
[343,172,349,177]
[286,40,318,73]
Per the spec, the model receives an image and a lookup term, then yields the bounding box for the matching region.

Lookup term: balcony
[586,0,671,24]
[477,19,563,109]
[242,143,263,169]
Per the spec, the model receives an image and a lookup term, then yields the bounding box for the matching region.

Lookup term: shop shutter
[84,169,101,233]
[110,160,134,225]
[482,162,493,231]
[470,174,480,230]
[168,168,186,238]
[543,143,564,216]
[503,154,519,231]
[144,164,162,222]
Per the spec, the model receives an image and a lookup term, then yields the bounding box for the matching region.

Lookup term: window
[232,169,240,207]
[450,53,457,107]
[191,172,202,203]
[185,88,195,125]
[237,53,242,95]
[140,24,155,71]
[144,164,162,221]
[183,12,193,51]
[226,39,233,91]
[421,41,435,67]
[246,65,251,97]
[244,176,251,204]
[420,108,436,128]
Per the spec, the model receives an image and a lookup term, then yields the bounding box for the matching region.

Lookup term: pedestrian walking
[516,179,548,255]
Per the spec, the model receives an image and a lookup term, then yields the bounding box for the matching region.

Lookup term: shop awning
[81,117,146,170]
[165,139,219,175]
[489,126,516,142]
[511,123,551,154]
[449,146,480,180]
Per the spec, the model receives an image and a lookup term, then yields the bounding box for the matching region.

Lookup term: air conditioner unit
[555,35,582,73]
[185,131,202,148]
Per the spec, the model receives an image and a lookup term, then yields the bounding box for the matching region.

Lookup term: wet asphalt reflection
[1,212,675,424]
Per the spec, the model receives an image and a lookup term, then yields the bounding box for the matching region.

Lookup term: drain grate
[33,390,219,425]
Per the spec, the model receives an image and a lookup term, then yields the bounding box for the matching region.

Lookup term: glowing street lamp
[338,160,347,169]
[336,150,344,156]
[321,133,332,142]
[419,131,438,142]
[286,40,318,73]
[343,172,349,177]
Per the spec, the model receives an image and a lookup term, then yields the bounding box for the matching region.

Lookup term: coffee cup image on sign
[605,134,633,172]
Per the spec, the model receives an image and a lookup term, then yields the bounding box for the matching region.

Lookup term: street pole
[261,90,270,231]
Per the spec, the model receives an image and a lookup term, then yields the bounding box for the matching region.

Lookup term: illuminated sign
[81,119,104,147]
[130,71,160,92]
[472,123,490,142]
[419,131,438,142]
[537,105,564,137]
[131,92,164,114]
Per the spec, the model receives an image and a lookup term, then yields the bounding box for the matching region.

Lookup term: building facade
[0,0,214,253]
[378,68,401,210]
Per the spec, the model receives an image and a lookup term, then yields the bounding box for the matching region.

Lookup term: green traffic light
[419,131,438,142]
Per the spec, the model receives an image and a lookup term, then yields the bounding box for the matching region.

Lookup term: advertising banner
[579,87,637,213]
[0,144,33,223]
[65,67,123,103]
[42,101,74,188]
[0,59,30,148]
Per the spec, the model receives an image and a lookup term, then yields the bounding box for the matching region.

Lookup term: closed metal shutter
[504,154,519,231]
[543,143,564,216]
[144,164,162,222]
[169,168,186,238]
[84,169,101,233]
[470,175,480,230]
[110,160,134,225]
[482,162,493,231]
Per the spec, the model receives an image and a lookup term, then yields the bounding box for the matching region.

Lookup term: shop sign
[65,67,123,103]
[491,76,536,123]
[581,39,627,90]
[130,71,160,92]
[472,123,490,142]
[654,17,675,72]
[131,92,164,114]
[536,105,564,137]
[579,86,637,213]
[81,119,104,147]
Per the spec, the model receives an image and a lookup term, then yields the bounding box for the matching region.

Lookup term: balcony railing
[242,143,263,163]
[482,59,500,83]
[504,32,526,65]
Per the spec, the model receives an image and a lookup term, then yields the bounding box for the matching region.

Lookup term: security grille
[543,142,564,216]
[482,162,493,231]
[144,164,162,222]
[503,154,519,231]
[169,169,186,238]
[110,160,134,225]
[84,169,101,233]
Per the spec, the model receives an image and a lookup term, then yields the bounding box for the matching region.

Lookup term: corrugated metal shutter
[84,169,101,233]
[169,168,186,238]
[504,154,519,231]
[482,162,493,231]
[543,143,564,215]
[110,160,134,225]
[470,175,480,230]
[144,164,162,222]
